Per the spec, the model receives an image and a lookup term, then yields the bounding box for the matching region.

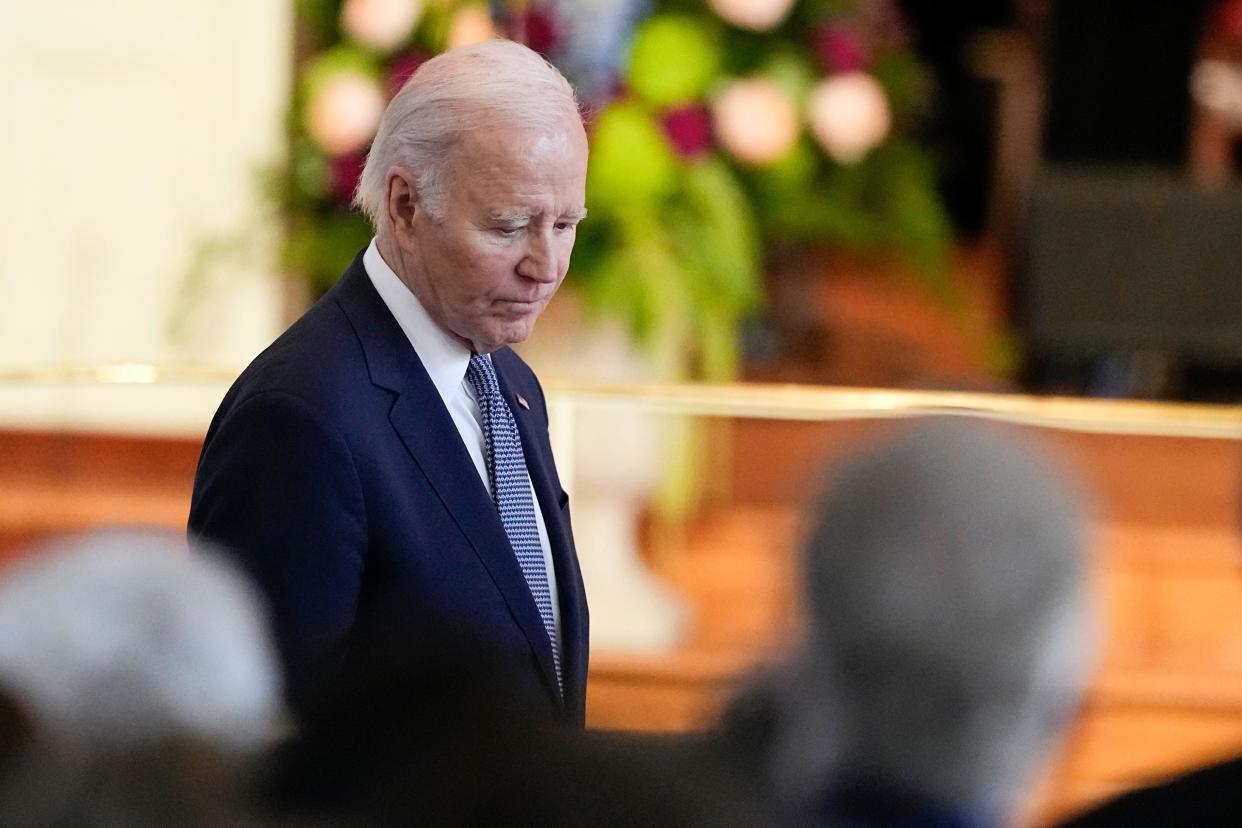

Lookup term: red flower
[385,50,428,99]
[523,5,564,57]
[811,24,871,74]
[660,105,714,158]
[607,76,630,102]
[1214,0,1242,44]
[328,151,367,205]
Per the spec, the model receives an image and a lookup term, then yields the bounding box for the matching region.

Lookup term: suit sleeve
[188,390,366,706]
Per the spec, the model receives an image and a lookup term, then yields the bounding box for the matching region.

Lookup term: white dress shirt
[363,239,562,646]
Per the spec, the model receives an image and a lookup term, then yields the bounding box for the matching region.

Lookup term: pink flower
[660,104,714,158]
[385,50,427,99]
[328,151,368,205]
[811,24,870,74]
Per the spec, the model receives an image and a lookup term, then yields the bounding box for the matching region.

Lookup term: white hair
[0,528,282,752]
[770,418,1094,820]
[354,39,582,226]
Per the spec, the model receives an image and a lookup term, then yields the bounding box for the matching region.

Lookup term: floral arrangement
[275,0,951,379]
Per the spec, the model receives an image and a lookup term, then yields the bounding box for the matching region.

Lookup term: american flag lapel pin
[515,393,530,411]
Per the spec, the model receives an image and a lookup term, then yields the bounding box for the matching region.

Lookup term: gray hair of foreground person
[353,38,581,226]
[0,528,282,751]
[771,417,1095,821]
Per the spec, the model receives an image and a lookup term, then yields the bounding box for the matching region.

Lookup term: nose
[516,230,559,284]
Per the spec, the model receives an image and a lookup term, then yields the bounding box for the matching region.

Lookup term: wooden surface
[1,423,1241,825]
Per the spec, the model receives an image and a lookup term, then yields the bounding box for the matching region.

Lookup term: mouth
[494,298,545,315]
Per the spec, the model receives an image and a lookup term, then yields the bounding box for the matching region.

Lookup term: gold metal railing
[542,381,1242,439]
[2,362,1241,440]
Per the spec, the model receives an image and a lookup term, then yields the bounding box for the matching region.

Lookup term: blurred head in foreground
[771,417,1094,825]
[0,528,282,824]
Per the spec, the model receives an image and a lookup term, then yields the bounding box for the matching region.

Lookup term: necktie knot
[466,353,500,400]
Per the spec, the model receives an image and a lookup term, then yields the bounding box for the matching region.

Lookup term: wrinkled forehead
[453,110,586,159]
[447,121,588,195]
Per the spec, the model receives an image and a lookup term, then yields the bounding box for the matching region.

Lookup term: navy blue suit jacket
[188,253,589,724]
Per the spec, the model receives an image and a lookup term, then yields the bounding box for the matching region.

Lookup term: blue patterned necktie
[466,353,562,693]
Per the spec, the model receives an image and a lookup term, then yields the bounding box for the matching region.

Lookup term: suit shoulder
[219,293,370,418]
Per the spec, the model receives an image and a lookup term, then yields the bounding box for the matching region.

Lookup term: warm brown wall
[0,429,200,562]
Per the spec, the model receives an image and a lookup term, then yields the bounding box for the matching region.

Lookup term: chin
[471,330,529,355]
[496,318,540,348]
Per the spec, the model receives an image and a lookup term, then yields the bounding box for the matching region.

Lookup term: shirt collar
[363,238,473,403]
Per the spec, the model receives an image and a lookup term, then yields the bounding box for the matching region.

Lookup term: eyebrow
[487,209,532,224]
[487,207,589,223]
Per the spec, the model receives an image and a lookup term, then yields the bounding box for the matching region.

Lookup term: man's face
[401,120,589,354]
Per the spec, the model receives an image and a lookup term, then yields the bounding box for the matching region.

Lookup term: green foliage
[626,15,723,106]
[587,104,679,207]
[579,150,761,380]
[284,210,374,293]
[295,0,339,35]
[301,45,380,93]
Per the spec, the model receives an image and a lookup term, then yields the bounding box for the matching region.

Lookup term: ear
[385,167,420,242]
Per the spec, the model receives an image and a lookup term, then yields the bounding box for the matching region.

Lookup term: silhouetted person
[258,624,769,826]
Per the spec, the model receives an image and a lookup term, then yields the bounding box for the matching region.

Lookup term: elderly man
[0,529,281,824]
[742,418,1094,826]
[189,40,590,723]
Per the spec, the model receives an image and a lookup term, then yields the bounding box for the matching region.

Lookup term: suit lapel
[387,392,563,701]
[494,350,588,712]
[332,257,562,705]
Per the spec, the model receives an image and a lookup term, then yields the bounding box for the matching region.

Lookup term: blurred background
[4,0,1242,415]
[2,0,1242,823]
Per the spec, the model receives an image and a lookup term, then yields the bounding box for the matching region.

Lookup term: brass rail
[542,380,1242,439]
[1,363,1240,439]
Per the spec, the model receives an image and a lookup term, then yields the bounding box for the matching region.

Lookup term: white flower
[305,71,386,156]
[1192,59,1242,129]
[709,0,796,32]
[712,78,800,165]
[341,0,423,53]
[807,72,892,164]
[447,4,497,50]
